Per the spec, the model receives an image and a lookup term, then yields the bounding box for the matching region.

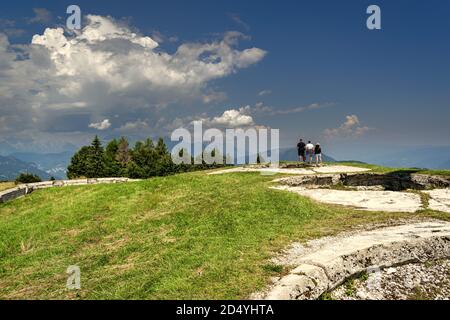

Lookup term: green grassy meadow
[0,169,449,299]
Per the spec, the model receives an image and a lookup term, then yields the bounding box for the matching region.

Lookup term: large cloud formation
[0,15,266,151]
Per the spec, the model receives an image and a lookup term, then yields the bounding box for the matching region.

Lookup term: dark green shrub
[15,173,42,184]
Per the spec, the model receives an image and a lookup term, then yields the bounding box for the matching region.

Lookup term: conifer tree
[116,137,131,169]
[104,139,121,177]
[86,135,105,178]
[67,146,93,179]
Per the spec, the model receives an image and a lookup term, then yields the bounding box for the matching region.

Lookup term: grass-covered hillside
[0,168,449,299]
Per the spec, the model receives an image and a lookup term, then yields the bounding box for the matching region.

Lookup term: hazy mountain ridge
[370,146,450,170]
[10,152,72,179]
[0,155,52,181]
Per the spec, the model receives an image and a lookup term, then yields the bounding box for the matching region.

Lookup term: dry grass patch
[0,182,15,192]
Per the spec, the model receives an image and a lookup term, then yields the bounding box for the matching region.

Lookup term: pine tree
[106,138,119,157]
[126,161,144,179]
[139,138,157,177]
[154,138,172,176]
[116,137,131,169]
[86,135,105,178]
[67,146,93,179]
[154,138,168,157]
[104,139,121,177]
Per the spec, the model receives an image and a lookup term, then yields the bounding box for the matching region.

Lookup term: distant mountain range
[0,151,73,181]
[0,155,52,181]
[369,146,450,170]
[10,151,72,179]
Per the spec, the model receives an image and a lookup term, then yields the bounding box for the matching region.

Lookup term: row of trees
[67,136,227,179]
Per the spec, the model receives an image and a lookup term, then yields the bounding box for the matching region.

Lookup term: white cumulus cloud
[210,107,254,127]
[89,119,111,130]
[170,106,258,129]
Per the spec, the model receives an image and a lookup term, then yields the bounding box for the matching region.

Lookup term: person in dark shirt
[297,139,306,162]
[315,143,322,165]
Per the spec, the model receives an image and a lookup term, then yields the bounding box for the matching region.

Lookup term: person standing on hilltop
[306,141,315,164]
[315,143,322,166]
[297,139,306,163]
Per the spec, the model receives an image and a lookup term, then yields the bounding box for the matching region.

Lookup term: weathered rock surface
[423,189,450,213]
[272,186,423,212]
[276,173,450,191]
[330,259,450,300]
[255,221,450,300]
[0,178,141,204]
[274,174,340,186]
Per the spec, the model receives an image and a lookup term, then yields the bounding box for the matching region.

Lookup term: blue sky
[1,0,449,161]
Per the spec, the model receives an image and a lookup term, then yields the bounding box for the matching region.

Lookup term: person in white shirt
[305,141,314,164]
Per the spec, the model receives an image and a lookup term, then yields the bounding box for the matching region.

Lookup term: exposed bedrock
[276,173,450,191]
[256,221,450,300]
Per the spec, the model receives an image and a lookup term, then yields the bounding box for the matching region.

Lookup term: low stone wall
[0,187,27,203]
[0,178,141,204]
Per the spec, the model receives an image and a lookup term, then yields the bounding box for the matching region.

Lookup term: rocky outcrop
[256,221,450,300]
[411,174,450,189]
[330,259,450,300]
[276,173,450,191]
[274,174,340,186]
[0,178,141,204]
